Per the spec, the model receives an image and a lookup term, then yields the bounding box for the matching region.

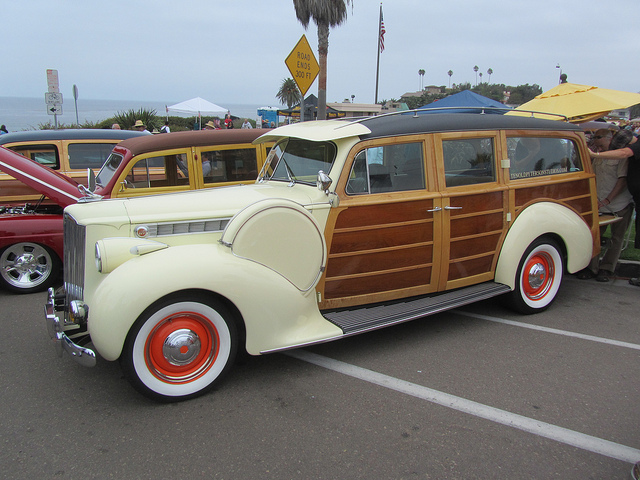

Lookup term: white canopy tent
[167,97,228,129]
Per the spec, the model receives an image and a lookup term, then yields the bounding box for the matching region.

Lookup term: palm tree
[293,0,351,120]
[418,69,425,90]
[276,78,301,109]
[479,72,483,83]
[447,70,453,88]
[473,65,479,86]
[487,68,493,83]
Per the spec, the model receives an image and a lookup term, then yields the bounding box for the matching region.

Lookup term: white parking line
[286,350,640,464]
[456,311,640,351]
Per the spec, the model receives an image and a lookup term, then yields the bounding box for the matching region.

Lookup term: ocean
[0,97,273,132]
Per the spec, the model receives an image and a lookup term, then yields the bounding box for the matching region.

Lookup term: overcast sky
[2,0,639,107]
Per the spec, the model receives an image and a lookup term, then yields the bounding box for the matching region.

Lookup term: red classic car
[0,129,271,293]
[0,146,81,293]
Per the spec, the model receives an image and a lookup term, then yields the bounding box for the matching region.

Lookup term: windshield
[95,152,124,187]
[258,138,336,185]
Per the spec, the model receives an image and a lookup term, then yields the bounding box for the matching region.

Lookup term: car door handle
[445,206,462,210]
[427,206,442,212]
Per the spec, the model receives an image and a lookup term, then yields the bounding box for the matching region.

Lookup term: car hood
[0,146,81,208]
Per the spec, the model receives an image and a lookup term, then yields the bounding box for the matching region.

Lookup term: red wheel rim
[145,312,220,384]
[522,251,554,301]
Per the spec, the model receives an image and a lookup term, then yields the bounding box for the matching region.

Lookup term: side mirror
[87,168,96,193]
[316,170,332,193]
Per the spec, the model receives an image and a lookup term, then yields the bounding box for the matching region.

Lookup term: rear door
[434,131,508,290]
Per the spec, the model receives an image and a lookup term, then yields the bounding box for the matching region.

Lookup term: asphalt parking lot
[1,275,638,479]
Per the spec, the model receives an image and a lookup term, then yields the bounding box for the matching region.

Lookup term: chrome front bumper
[45,288,96,367]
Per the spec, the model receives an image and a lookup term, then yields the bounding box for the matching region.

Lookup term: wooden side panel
[445,191,506,284]
[513,178,594,228]
[322,199,436,305]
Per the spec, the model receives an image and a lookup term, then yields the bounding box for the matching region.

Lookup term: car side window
[10,144,60,169]
[68,143,117,169]
[346,142,425,195]
[202,148,259,185]
[124,154,189,189]
[508,137,583,180]
[442,138,495,187]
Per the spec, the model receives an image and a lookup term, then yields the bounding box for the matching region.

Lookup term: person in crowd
[224,113,234,129]
[578,129,634,281]
[241,119,253,129]
[204,121,216,130]
[133,120,149,133]
[160,121,170,133]
[111,123,121,130]
[589,131,640,285]
[0,124,9,134]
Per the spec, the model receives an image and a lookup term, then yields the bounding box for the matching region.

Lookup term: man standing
[580,129,634,282]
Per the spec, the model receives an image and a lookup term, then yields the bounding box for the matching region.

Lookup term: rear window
[202,147,259,185]
[68,143,116,169]
[508,137,583,180]
[443,138,496,187]
[9,144,59,169]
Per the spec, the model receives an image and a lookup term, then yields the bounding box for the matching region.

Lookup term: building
[327,102,382,118]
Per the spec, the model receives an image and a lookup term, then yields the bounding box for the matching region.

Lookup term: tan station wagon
[89,129,272,199]
[46,112,599,402]
[0,129,147,205]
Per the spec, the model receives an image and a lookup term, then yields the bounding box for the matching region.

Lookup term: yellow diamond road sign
[285,35,319,96]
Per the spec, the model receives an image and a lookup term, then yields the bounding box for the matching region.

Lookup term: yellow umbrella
[509,83,640,123]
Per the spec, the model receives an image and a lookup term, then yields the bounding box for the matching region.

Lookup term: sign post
[45,69,62,128]
[73,84,79,126]
[285,35,319,122]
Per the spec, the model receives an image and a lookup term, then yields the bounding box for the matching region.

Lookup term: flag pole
[374,3,384,105]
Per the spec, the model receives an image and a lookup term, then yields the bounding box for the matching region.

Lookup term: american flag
[379,8,386,52]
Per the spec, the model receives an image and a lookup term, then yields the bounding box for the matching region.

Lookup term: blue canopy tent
[416,90,510,114]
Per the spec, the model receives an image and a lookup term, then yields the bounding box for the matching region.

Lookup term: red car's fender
[0,214,64,260]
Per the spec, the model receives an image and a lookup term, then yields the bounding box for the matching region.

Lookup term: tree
[447,70,453,88]
[507,84,543,104]
[418,69,425,90]
[473,65,479,85]
[276,78,301,109]
[487,68,493,83]
[293,0,351,120]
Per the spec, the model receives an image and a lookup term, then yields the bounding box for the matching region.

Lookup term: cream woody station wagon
[46,112,599,401]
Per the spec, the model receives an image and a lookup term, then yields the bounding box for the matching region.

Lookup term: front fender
[88,244,341,361]
[495,202,593,289]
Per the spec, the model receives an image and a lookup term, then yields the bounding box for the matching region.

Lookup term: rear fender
[495,202,593,289]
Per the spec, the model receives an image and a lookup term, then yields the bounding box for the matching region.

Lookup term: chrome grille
[63,212,86,303]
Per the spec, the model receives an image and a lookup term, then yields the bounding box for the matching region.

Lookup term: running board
[322,282,511,335]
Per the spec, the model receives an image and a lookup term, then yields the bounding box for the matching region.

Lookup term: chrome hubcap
[527,262,547,289]
[1,243,51,288]
[162,329,201,366]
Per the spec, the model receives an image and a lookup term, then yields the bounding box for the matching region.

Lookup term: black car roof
[0,129,149,145]
[354,112,582,141]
